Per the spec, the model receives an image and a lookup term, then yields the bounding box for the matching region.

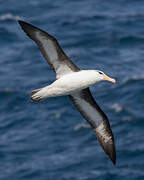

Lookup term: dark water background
[0,0,144,179]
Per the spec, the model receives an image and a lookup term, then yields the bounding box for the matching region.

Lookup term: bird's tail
[30,88,43,102]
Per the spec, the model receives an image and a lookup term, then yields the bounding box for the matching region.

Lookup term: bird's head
[95,70,116,83]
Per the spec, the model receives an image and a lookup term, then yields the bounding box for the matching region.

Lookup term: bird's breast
[50,70,98,95]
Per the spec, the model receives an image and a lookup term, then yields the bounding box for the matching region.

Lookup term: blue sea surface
[0,0,144,179]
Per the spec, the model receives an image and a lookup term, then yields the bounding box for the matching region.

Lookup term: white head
[95,70,116,83]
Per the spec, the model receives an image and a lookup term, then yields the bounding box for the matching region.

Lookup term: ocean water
[0,0,144,179]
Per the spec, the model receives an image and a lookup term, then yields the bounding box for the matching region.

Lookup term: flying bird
[18,20,116,164]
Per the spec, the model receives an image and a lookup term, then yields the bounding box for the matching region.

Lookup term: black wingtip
[18,20,40,41]
[18,20,29,26]
[18,19,23,24]
[101,138,116,165]
[18,20,34,30]
[18,20,57,44]
[18,20,28,27]
[108,143,116,165]
[94,122,116,165]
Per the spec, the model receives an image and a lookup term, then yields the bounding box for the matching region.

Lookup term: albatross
[18,20,116,165]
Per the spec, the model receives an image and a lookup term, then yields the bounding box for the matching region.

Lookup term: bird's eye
[98,71,103,75]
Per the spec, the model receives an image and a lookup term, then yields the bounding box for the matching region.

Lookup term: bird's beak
[104,74,116,83]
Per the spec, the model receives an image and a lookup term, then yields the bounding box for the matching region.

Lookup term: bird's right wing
[69,88,116,164]
[18,20,80,79]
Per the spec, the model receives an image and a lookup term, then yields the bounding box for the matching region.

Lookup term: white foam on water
[74,123,90,131]
[0,13,22,21]
[110,103,123,113]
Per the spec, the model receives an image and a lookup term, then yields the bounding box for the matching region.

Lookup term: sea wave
[74,123,90,131]
[122,116,132,121]
[0,13,22,21]
[0,88,16,94]
[119,35,144,45]
[110,103,123,113]
[119,75,144,87]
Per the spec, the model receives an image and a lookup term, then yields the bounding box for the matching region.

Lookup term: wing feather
[18,20,80,78]
[69,88,116,164]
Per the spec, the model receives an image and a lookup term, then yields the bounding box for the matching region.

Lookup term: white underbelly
[44,70,98,97]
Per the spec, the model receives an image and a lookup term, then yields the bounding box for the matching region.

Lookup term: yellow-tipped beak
[104,74,116,83]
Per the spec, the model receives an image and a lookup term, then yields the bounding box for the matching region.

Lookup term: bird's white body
[32,70,102,100]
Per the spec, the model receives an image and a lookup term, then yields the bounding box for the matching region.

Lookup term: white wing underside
[69,88,116,164]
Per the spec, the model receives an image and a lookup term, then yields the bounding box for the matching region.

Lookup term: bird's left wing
[69,88,116,164]
[18,20,80,79]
